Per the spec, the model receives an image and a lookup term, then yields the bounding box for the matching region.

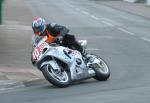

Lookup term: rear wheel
[41,64,71,88]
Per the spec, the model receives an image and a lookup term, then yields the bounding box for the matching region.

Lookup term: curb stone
[95,1,150,20]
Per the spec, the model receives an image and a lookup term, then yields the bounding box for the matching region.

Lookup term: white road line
[81,11,89,15]
[117,27,135,35]
[101,18,115,23]
[0,88,15,91]
[101,18,120,25]
[86,48,99,51]
[4,20,20,25]
[0,85,24,91]
[68,4,74,8]
[75,8,81,11]
[141,37,150,42]
[0,25,31,31]
[90,15,99,20]
[62,0,74,8]
[70,5,99,21]
[101,21,115,27]
[99,36,113,39]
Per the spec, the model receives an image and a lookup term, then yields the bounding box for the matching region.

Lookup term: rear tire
[41,64,71,88]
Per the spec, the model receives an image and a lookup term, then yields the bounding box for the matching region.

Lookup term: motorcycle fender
[87,57,100,66]
[40,60,60,71]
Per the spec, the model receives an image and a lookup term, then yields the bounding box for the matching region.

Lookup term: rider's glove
[58,32,65,41]
[58,35,63,41]
[53,35,63,44]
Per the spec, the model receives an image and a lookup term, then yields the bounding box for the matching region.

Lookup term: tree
[0,0,4,24]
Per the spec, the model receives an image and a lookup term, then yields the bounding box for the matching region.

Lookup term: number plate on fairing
[32,42,47,61]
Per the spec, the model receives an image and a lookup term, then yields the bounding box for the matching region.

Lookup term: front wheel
[41,64,71,88]
[90,55,110,81]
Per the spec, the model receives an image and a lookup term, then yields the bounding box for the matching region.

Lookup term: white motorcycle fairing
[32,37,95,81]
[41,46,95,80]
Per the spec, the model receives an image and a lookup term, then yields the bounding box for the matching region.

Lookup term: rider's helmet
[32,17,46,36]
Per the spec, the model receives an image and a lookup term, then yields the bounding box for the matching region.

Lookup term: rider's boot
[80,47,92,62]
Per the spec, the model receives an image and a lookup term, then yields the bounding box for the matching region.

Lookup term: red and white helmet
[32,17,46,36]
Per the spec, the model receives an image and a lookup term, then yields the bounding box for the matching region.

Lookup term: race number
[32,42,47,61]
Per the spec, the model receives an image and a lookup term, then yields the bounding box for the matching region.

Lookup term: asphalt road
[1,0,150,103]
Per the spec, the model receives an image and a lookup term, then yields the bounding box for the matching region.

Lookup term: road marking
[102,18,115,22]
[99,36,113,39]
[78,35,113,40]
[90,15,99,20]
[75,8,81,11]
[141,37,150,42]
[0,88,15,91]
[86,48,99,51]
[0,25,31,31]
[0,85,25,91]
[0,81,25,92]
[117,27,135,35]
[101,18,120,25]
[81,11,89,15]
[101,21,115,27]
[4,20,20,25]
[68,4,74,8]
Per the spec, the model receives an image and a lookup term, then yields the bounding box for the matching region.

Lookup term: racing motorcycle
[31,36,110,88]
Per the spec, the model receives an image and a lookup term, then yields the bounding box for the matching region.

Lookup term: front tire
[91,55,110,81]
[41,64,71,88]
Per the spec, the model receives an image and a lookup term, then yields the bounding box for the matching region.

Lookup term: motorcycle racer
[31,17,85,57]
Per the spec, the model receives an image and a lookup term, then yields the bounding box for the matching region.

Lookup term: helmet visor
[32,25,44,35]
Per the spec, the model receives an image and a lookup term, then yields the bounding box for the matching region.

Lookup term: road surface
[0,0,150,103]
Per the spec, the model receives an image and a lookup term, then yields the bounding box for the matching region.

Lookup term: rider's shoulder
[47,22,57,28]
